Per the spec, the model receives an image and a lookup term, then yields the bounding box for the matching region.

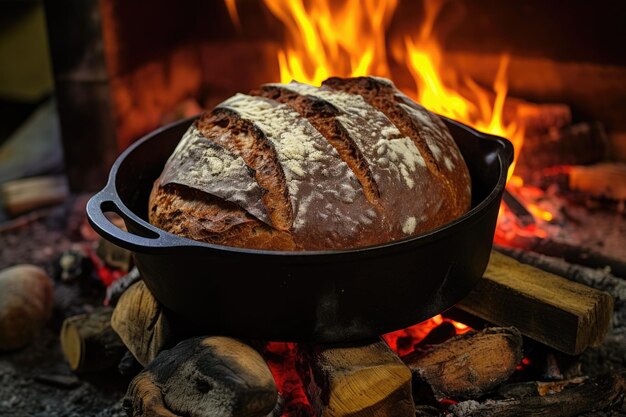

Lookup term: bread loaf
[149,77,471,250]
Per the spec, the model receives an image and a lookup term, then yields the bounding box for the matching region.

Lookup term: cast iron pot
[87,116,513,342]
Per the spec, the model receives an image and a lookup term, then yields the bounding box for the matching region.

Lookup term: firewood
[298,339,415,417]
[511,100,572,136]
[111,280,173,367]
[105,267,141,306]
[402,327,523,400]
[517,236,626,282]
[0,175,69,216]
[449,372,626,417]
[124,336,278,417]
[569,162,626,201]
[60,307,126,373]
[457,251,613,355]
[0,265,54,350]
[515,122,609,181]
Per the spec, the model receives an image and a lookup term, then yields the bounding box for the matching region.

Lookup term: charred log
[515,122,609,183]
[449,372,626,417]
[124,336,278,417]
[402,327,523,401]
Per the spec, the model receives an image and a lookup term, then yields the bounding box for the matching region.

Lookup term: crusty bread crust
[149,77,471,250]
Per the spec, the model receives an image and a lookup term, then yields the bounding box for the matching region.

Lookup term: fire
[383,314,471,357]
[262,0,397,85]
[227,0,525,177]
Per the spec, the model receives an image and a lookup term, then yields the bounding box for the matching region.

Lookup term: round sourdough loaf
[148,77,471,250]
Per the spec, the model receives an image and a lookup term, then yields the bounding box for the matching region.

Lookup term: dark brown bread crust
[253,85,381,206]
[149,78,471,251]
[323,76,471,218]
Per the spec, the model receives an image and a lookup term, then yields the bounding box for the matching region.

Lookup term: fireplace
[0,0,625,416]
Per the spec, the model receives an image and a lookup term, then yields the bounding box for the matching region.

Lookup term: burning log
[298,339,415,417]
[511,101,572,136]
[60,307,127,373]
[0,175,69,216]
[124,336,278,417]
[0,265,54,350]
[449,372,626,417]
[402,327,523,401]
[515,122,609,182]
[111,280,173,367]
[502,189,535,227]
[568,162,626,202]
[457,251,613,355]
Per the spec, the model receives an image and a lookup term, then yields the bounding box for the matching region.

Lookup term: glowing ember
[264,342,314,417]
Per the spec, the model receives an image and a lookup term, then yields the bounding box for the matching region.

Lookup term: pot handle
[86,187,180,253]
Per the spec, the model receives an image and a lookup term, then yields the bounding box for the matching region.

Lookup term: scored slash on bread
[149,77,471,251]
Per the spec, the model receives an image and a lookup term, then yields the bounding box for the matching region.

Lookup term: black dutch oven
[87,116,513,342]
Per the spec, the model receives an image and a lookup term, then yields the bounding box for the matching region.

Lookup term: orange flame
[224,0,241,31]
[383,314,472,356]
[263,0,397,85]
[227,0,525,176]
[226,0,557,231]
[399,0,523,178]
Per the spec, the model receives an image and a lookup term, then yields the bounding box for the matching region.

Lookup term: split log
[457,251,613,355]
[111,280,173,367]
[449,372,626,417]
[60,307,126,373]
[124,336,278,417]
[402,327,523,400]
[0,175,69,216]
[569,162,626,201]
[298,339,415,417]
[0,265,54,350]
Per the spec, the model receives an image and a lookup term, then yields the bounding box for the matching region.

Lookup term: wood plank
[124,336,278,417]
[298,339,415,417]
[402,327,523,400]
[457,251,613,355]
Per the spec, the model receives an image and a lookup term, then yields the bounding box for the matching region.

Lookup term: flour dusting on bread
[149,77,471,250]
